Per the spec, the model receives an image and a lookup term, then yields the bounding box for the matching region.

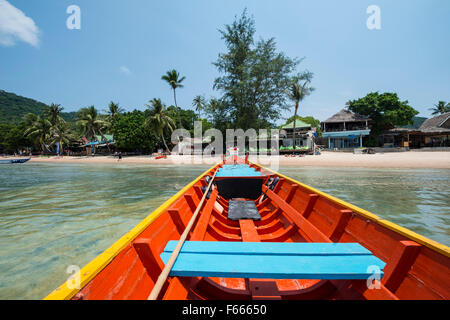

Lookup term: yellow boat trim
[253,162,450,258]
[44,164,218,300]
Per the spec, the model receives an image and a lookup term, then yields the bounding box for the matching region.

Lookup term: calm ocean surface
[0,163,449,299]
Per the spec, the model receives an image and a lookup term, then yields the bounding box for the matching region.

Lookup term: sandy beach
[10,151,449,169]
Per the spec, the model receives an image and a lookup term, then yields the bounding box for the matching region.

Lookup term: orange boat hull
[46,157,450,300]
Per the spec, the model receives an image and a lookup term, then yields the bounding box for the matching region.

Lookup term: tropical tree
[429,101,450,115]
[161,69,186,127]
[212,9,300,130]
[106,101,124,120]
[111,110,158,153]
[22,113,38,127]
[347,92,419,138]
[76,106,111,151]
[44,103,65,126]
[286,72,315,149]
[192,95,206,118]
[144,98,175,152]
[49,122,75,155]
[24,116,52,152]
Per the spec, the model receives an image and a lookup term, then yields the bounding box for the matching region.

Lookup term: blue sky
[0,0,449,124]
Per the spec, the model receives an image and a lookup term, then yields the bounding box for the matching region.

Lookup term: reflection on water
[0,163,448,299]
[0,163,209,300]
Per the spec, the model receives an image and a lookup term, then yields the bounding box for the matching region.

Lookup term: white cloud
[119,66,131,75]
[0,0,39,47]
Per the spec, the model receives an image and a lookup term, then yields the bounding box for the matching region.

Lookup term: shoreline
[4,151,449,169]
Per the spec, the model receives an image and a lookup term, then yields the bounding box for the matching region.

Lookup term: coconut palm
[44,103,65,126]
[77,106,111,152]
[161,69,186,127]
[429,101,450,115]
[106,101,124,120]
[192,95,206,118]
[24,116,52,152]
[49,122,75,155]
[145,98,175,152]
[22,113,38,127]
[286,72,314,150]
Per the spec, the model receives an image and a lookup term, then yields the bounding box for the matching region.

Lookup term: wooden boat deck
[45,157,450,300]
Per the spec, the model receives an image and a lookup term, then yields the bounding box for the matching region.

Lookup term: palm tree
[49,122,75,155]
[105,101,124,120]
[44,103,65,126]
[429,101,450,115]
[161,69,186,127]
[24,116,52,152]
[192,95,206,118]
[22,113,38,127]
[145,98,175,152]
[77,106,111,152]
[286,72,314,150]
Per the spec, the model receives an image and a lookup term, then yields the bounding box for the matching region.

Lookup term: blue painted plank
[216,164,262,177]
[161,241,385,280]
[164,241,372,256]
[160,252,385,280]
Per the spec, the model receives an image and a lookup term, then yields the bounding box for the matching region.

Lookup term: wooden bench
[161,241,385,280]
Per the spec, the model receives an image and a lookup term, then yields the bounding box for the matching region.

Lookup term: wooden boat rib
[45,156,450,300]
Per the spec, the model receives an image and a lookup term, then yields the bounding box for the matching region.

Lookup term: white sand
[14,151,450,169]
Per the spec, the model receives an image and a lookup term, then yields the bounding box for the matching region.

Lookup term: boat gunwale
[44,163,218,300]
[251,161,450,258]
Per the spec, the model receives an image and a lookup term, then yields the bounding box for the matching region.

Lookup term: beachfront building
[417,112,450,147]
[381,113,450,149]
[172,136,213,155]
[381,116,427,148]
[280,120,315,150]
[81,134,115,155]
[321,109,370,149]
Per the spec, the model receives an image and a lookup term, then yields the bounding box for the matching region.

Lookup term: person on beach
[118,152,122,162]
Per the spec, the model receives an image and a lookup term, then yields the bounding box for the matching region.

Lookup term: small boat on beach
[0,157,30,164]
[45,155,450,300]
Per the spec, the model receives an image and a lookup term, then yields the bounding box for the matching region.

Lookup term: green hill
[0,90,77,123]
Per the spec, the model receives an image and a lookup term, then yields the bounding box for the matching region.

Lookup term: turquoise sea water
[0,163,448,299]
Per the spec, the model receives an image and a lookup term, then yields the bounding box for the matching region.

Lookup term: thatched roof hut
[419,112,450,133]
[322,109,369,123]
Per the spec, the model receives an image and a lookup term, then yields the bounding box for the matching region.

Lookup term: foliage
[44,103,65,126]
[77,106,110,139]
[111,110,157,152]
[429,101,450,115]
[161,69,186,128]
[283,115,322,136]
[0,90,75,124]
[106,101,124,121]
[211,10,301,130]
[24,116,53,152]
[347,92,419,136]
[49,121,75,154]
[144,98,175,152]
[286,73,315,148]
[167,106,198,133]
[192,95,206,118]
[0,122,33,153]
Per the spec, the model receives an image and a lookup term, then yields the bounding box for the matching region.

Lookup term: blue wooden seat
[161,241,385,280]
[216,164,262,177]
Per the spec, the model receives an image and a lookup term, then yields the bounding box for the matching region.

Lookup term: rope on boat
[147,167,219,300]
